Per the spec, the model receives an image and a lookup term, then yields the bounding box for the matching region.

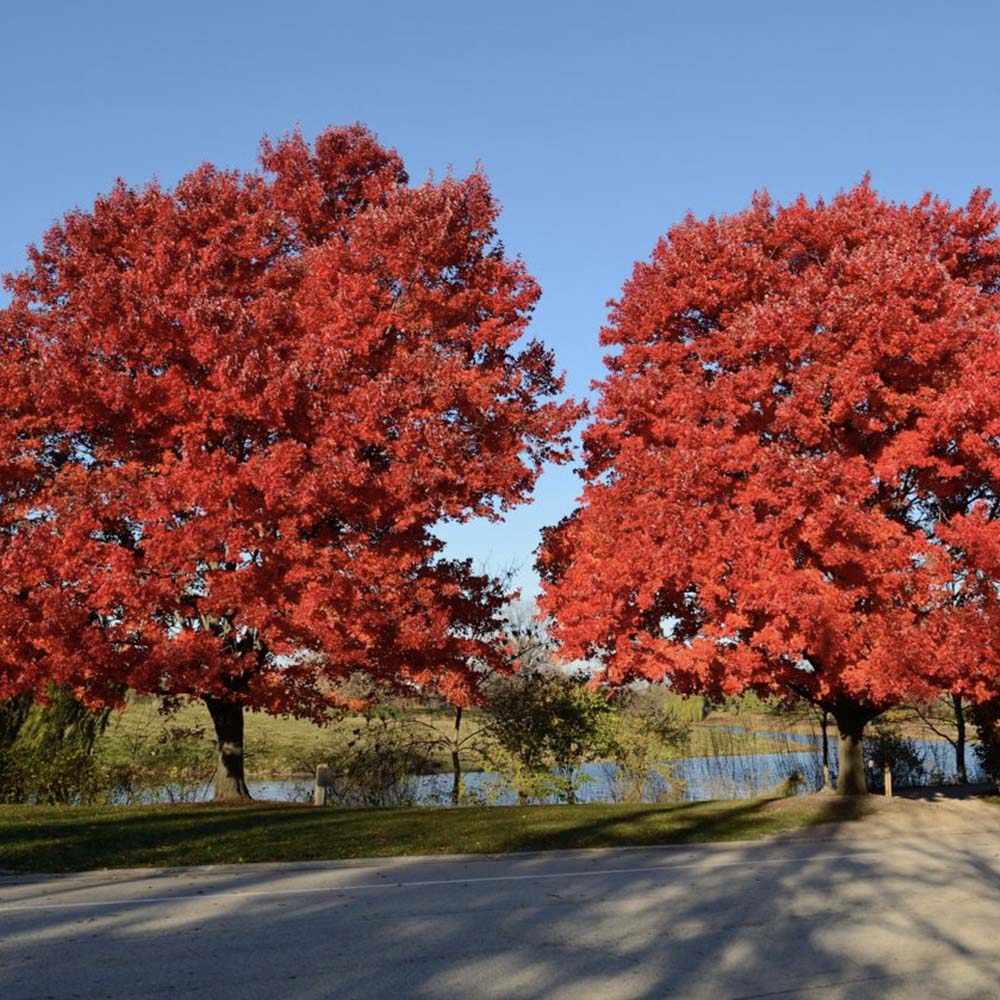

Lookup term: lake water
[135,728,986,806]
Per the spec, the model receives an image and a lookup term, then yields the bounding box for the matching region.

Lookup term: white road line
[0,849,917,912]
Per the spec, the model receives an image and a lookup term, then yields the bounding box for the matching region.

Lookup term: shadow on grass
[0,792,880,874]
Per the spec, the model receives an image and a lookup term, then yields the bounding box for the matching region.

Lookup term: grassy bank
[0,796,872,874]
[102,698,491,776]
[103,697,806,779]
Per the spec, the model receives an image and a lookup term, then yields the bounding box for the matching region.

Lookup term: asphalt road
[2,833,1000,999]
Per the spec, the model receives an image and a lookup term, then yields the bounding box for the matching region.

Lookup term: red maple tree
[0,125,579,799]
[539,181,1000,794]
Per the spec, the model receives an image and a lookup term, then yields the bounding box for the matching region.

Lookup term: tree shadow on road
[3,799,999,999]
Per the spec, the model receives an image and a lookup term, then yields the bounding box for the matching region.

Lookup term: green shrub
[482,670,614,804]
[0,744,112,805]
[107,723,216,804]
[302,713,433,808]
[863,723,924,791]
[970,699,1000,785]
[0,689,113,805]
[772,769,807,798]
[597,695,689,803]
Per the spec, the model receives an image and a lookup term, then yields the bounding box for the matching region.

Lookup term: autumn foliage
[539,181,1000,793]
[0,125,578,797]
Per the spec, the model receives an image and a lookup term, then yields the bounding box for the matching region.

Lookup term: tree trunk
[834,708,869,796]
[204,697,251,802]
[952,693,968,785]
[450,706,463,806]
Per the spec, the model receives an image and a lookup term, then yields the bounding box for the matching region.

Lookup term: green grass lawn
[0,795,872,874]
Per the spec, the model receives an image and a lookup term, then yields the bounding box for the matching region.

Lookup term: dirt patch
[772,791,1000,839]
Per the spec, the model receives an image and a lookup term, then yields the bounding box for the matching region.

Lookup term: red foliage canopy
[0,125,579,717]
[539,181,1000,721]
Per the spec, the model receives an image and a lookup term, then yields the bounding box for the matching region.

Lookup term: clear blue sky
[4,0,999,597]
